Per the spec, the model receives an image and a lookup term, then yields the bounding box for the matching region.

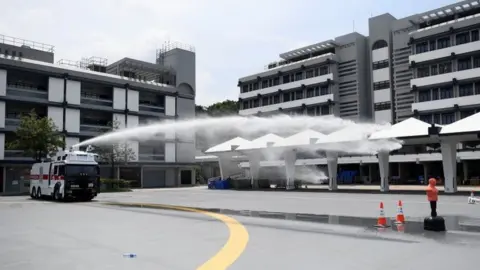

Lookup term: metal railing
[139,104,165,113]
[80,97,113,107]
[0,34,54,53]
[79,124,111,133]
[4,150,31,159]
[5,118,21,128]
[138,154,165,161]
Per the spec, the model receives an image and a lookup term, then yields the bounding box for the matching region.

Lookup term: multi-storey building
[237,32,372,121]
[0,34,196,194]
[238,0,480,126]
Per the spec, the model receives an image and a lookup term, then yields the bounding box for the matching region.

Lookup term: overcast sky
[1,0,455,106]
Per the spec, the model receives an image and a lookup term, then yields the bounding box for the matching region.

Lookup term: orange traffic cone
[375,202,388,228]
[396,223,405,233]
[395,200,405,224]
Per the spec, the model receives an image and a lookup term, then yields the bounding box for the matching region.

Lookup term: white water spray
[75,114,402,154]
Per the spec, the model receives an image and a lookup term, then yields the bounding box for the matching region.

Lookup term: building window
[243,101,249,109]
[474,56,480,68]
[372,40,388,50]
[242,85,248,93]
[432,88,439,100]
[429,40,436,51]
[433,114,441,124]
[253,99,259,108]
[441,113,455,124]
[458,57,472,71]
[476,82,480,95]
[295,72,303,81]
[437,37,450,49]
[306,70,314,78]
[415,42,428,54]
[417,66,430,78]
[440,87,453,99]
[438,62,452,74]
[307,88,314,98]
[320,86,329,95]
[473,30,480,42]
[319,66,329,75]
[456,32,470,45]
[461,110,475,119]
[321,105,330,115]
[262,97,269,106]
[420,114,432,124]
[418,90,431,102]
[374,102,391,111]
[273,95,280,104]
[295,90,303,100]
[431,65,438,76]
[459,83,474,97]
[283,75,290,84]
[253,82,259,90]
[372,60,389,70]
[373,81,390,90]
[273,77,280,86]
[283,93,290,102]
[262,80,268,88]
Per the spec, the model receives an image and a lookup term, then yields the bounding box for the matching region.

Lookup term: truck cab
[30,149,100,201]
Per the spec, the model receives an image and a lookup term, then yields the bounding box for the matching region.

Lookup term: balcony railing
[5,118,21,129]
[138,154,165,161]
[80,97,113,107]
[4,150,32,160]
[7,83,48,100]
[79,124,111,133]
[139,104,165,114]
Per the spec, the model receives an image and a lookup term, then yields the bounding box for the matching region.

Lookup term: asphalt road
[1,188,480,270]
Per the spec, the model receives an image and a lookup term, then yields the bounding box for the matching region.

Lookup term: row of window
[242,85,331,109]
[241,65,330,93]
[418,110,477,125]
[372,60,389,70]
[373,80,390,91]
[416,55,480,78]
[418,83,480,103]
[414,28,480,54]
[374,102,391,111]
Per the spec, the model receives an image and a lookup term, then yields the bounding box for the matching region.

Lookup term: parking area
[1,188,480,270]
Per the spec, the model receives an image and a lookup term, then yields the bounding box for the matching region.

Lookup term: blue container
[215,180,223,189]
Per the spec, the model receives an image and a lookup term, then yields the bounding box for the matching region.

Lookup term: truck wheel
[36,188,42,200]
[30,187,36,199]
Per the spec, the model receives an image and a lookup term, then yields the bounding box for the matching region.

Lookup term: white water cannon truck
[30,146,100,201]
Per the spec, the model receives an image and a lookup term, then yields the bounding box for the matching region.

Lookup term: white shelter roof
[236,133,284,151]
[317,124,379,144]
[205,137,251,153]
[369,118,434,140]
[440,112,480,135]
[274,129,327,147]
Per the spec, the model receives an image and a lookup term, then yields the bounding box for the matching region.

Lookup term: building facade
[238,33,372,121]
[238,0,480,126]
[0,34,196,194]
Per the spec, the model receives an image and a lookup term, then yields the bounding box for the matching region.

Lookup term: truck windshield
[66,165,99,176]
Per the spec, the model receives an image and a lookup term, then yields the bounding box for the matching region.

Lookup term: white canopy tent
[204,136,251,179]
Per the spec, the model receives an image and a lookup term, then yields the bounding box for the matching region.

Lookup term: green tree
[7,110,65,161]
[92,119,136,179]
[205,100,238,116]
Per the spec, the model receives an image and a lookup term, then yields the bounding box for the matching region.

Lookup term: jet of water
[75,114,402,154]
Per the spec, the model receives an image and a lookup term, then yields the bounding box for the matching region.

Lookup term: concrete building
[237,32,372,121]
[0,34,196,194]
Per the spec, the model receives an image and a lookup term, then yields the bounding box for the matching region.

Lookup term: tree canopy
[7,110,65,161]
[92,119,136,178]
[196,100,238,117]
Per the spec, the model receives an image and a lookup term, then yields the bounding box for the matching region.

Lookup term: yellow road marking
[105,202,249,270]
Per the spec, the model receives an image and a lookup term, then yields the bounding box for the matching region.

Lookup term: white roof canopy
[440,112,480,135]
[236,133,284,151]
[205,137,251,153]
[274,129,327,147]
[369,118,434,140]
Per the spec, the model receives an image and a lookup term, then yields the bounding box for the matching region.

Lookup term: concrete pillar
[248,154,261,189]
[284,150,297,190]
[368,164,373,184]
[378,151,390,192]
[327,152,338,191]
[441,142,457,193]
[463,161,468,185]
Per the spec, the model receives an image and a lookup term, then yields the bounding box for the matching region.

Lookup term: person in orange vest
[426,178,439,217]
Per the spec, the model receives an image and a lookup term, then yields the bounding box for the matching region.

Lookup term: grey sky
[0,0,455,106]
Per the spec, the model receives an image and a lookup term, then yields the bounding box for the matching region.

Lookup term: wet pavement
[2,189,480,269]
